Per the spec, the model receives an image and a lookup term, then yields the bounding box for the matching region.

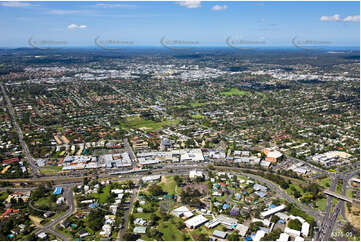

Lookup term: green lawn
[319,177,331,188]
[121,116,179,131]
[91,185,110,204]
[192,114,205,119]
[336,183,343,194]
[346,189,354,198]
[190,102,209,108]
[40,166,63,175]
[159,220,185,241]
[221,88,250,96]
[34,196,57,210]
[286,184,303,196]
[316,198,327,210]
[0,192,9,202]
[160,176,178,195]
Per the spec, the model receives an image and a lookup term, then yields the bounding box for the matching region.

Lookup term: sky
[0,1,359,48]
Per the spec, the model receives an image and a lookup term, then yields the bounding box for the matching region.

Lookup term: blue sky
[0,1,359,48]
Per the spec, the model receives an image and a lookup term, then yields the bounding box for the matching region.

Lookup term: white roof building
[172,206,194,218]
[252,218,271,227]
[295,236,305,242]
[284,227,301,237]
[275,212,289,221]
[180,149,204,162]
[205,219,220,229]
[276,233,289,242]
[253,230,266,242]
[268,151,283,159]
[37,232,47,239]
[216,215,238,227]
[301,222,310,237]
[236,224,249,237]
[184,215,208,229]
[142,175,161,182]
[260,204,286,218]
[189,169,204,179]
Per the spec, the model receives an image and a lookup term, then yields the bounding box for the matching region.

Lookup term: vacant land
[34,196,57,210]
[192,114,205,119]
[158,219,185,241]
[91,184,111,204]
[319,177,331,188]
[190,102,209,107]
[221,88,250,96]
[40,166,62,175]
[121,116,179,131]
[159,176,179,195]
[316,198,327,210]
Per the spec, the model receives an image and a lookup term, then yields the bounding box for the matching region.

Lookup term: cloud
[343,15,360,22]
[320,14,341,21]
[49,9,84,15]
[0,2,32,7]
[67,24,87,30]
[178,0,201,9]
[212,5,228,11]
[320,14,360,22]
[95,3,136,8]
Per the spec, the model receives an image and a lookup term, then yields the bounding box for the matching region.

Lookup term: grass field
[159,220,185,241]
[40,166,62,175]
[0,191,9,201]
[121,116,179,131]
[316,198,327,210]
[159,176,179,195]
[286,184,303,196]
[221,88,250,96]
[346,189,354,198]
[319,177,331,188]
[34,196,57,210]
[336,183,343,194]
[192,114,205,119]
[91,185,110,204]
[190,102,209,108]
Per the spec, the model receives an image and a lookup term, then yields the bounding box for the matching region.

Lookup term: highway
[316,176,338,240]
[1,84,40,177]
[317,170,358,240]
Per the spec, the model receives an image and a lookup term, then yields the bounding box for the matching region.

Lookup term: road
[117,182,139,240]
[124,138,138,168]
[1,84,40,177]
[34,184,75,240]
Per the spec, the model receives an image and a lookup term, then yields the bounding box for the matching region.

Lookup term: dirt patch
[345,203,360,229]
[29,215,43,227]
[182,183,209,195]
[160,176,167,184]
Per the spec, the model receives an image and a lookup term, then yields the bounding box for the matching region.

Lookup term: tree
[288,219,302,231]
[271,215,280,224]
[228,232,240,241]
[262,229,282,241]
[123,232,140,241]
[148,184,164,196]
